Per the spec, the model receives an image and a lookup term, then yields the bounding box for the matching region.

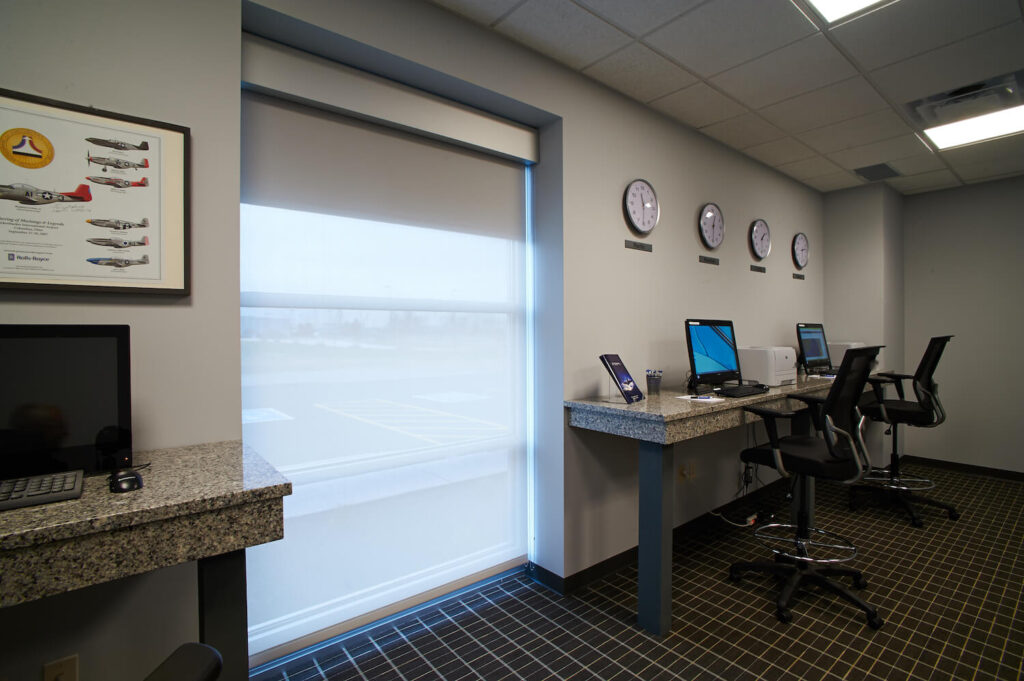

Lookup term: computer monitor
[0,324,132,479]
[685,319,742,389]
[796,322,832,373]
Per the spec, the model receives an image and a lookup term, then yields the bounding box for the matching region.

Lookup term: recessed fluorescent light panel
[923,104,1024,149]
[805,0,892,22]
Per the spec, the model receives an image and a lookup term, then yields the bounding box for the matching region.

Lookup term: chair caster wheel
[866,613,884,629]
[852,576,868,590]
[911,518,924,528]
[728,568,742,582]
[949,511,960,521]
[776,609,792,624]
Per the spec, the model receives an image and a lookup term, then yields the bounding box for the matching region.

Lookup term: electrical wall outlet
[43,654,78,681]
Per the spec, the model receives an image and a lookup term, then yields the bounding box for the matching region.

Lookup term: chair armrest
[875,372,910,399]
[743,406,795,478]
[790,394,825,432]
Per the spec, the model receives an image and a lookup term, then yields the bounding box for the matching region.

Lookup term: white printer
[828,341,865,364]
[738,346,797,386]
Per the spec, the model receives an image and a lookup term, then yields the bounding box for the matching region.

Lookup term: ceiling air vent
[906,70,1024,127]
[854,163,901,182]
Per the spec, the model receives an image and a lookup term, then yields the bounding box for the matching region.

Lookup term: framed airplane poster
[0,88,189,294]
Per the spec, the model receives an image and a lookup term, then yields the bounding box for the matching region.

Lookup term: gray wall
[0,1,240,679]
[902,176,1024,473]
[246,0,825,577]
[823,184,904,373]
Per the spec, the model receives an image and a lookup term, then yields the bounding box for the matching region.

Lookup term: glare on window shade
[240,204,516,303]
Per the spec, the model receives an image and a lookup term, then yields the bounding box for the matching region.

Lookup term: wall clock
[750,219,771,260]
[792,232,809,269]
[698,202,724,249]
[623,179,659,235]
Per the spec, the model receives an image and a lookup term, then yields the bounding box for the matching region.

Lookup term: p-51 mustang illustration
[87,235,149,249]
[86,254,149,268]
[87,152,149,171]
[85,137,149,151]
[0,182,91,204]
[86,217,149,231]
[87,175,148,189]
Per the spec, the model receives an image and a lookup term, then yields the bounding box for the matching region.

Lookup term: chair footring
[729,558,883,629]
[862,467,936,491]
[753,523,857,564]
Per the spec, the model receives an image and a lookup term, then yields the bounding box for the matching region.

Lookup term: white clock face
[750,219,771,260]
[699,203,724,249]
[792,232,809,269]
[623,179,659,234]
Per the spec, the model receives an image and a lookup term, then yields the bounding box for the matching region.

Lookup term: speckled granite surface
[565,377,836,445]
[0,440,291,607]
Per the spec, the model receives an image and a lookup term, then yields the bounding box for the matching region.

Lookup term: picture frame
[0,88,189,294]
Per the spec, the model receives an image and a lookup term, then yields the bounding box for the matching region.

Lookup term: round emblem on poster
[1,128,55,169]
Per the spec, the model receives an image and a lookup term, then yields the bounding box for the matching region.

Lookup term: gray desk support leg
[198,550,249,681]
[637,440,674,636]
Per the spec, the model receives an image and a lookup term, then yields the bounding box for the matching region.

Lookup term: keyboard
[714,384,770,398]
[0,470,83,512]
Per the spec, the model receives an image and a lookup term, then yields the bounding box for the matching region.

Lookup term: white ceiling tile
[776,155,845,180]
[940,132,1024,181]
[828,0,1021,72]
[888,153,946,176]
[710,34,857,109]
[801,171,865,192]
[743,136,819,166]
[759,77,889,133]
[643,0,817,77]
[700,112,787,148]
[885,169,961,193]
[430,0,524,26]
[575,0,704,37]
[827,133,931,170]
[870,22,1024,106]
[583,43,698,102]
[494,0,632,70]
[797,109,913,153]
[649,82,748,128]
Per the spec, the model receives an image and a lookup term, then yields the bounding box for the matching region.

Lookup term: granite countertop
[0,440,291,550]
[565,376,836,421]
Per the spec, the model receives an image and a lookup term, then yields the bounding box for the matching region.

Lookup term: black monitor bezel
[0,323,132,476]
[796,322,832,372]
[685,318,742,387]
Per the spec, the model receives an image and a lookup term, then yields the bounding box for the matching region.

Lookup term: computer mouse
[109,469,143,493]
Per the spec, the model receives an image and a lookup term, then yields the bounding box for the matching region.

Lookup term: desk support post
[637,441,674,636]
[198,549,249,681]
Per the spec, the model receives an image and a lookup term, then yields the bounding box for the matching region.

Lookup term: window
[240,92,528,656]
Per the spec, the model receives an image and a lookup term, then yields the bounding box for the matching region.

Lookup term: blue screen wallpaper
[689,324,738,375]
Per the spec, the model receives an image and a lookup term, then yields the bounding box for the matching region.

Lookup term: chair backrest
[822,345,882,461]
[912,335,953,416]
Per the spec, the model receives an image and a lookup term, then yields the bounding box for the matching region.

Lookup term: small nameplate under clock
[699,255,719,266]
[750,265,766,273]
[793,273,805,280]
[625,240,653,252]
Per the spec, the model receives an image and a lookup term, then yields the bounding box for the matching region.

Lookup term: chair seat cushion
[741,435,859,480]
[861,399,934,426]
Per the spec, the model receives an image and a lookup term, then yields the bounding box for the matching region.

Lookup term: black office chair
[852,335,958,527]
[143,643,222,681]
[729,345,884,629]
